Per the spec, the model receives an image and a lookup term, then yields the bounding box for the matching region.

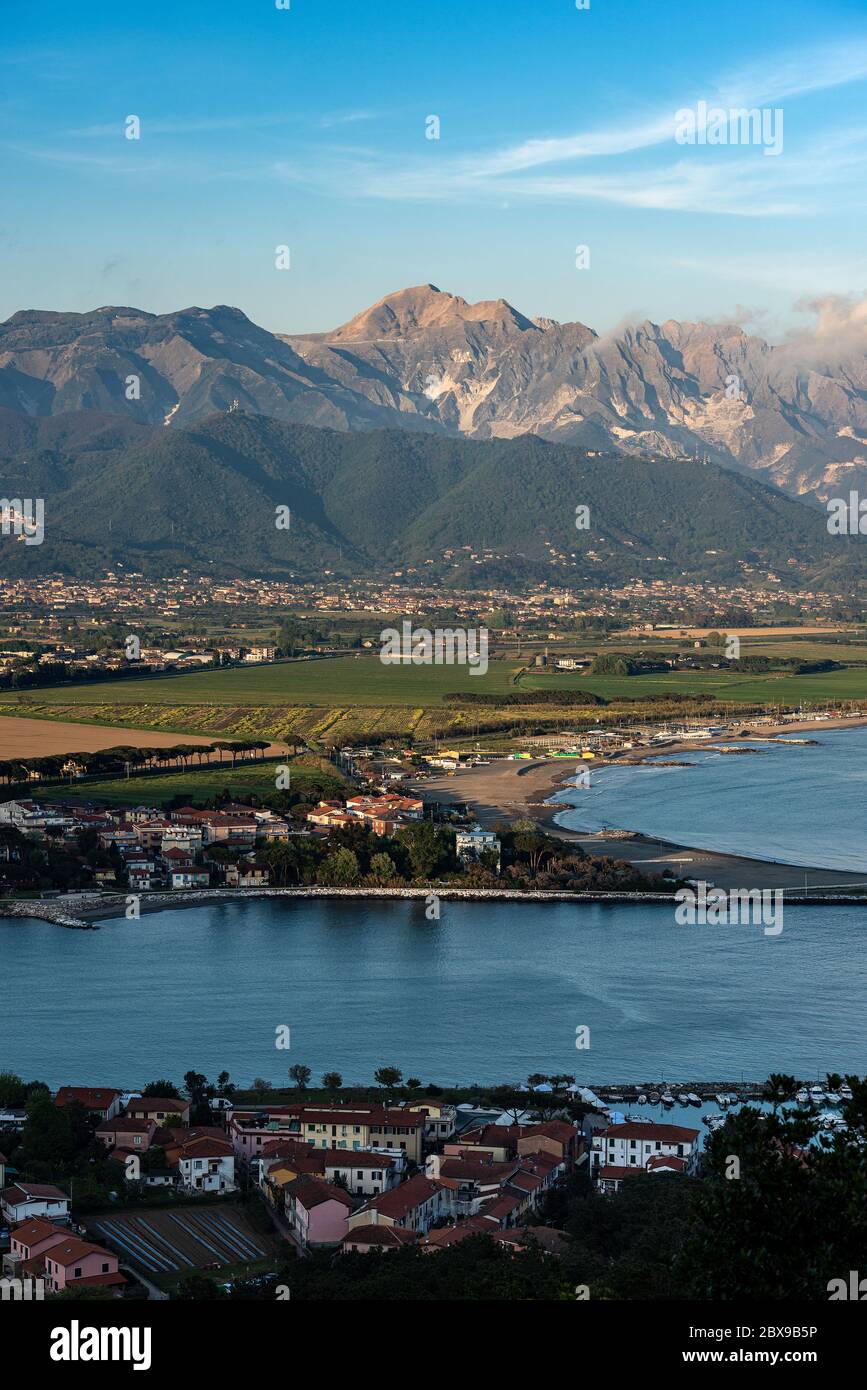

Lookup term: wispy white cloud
[272,38,867,218]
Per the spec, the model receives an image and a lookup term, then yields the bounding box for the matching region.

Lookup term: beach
[408,716,867,892]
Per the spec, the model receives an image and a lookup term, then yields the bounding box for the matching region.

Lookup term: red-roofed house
[96,1117,157,1152]
[284,1176,354,1249]
[592,1121,700,1188]
[346,1174,453,1236]
[3,1217,68,1278]
[42,1236,125,1293]
[1,1181,69,1226]
[125,1096,191,1125]
[342,1223,417,1254]
[53,1086,122,1121]
[174,1135,236,1192]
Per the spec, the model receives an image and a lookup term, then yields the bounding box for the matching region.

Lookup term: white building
[454,829,501,869]
[175,1138,236,1193]
[591,1121,700,1189]
[1,1182,70,1226]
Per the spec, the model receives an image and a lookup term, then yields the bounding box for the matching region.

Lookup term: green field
[519,666,867,704]
[36,759,345,808]
[0,655,523,707]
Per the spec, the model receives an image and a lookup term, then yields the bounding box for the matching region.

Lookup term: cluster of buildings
[0,1079,704,1293]
[234,1100,580,1253]
[0,797,285,892]
[306,792,424,837]
[0,1086,238,1296]
[1,569,847,656]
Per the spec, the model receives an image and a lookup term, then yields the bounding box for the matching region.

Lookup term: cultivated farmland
[91,1204,275,1276]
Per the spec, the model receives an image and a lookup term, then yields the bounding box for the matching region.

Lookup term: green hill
[1,409,859,586]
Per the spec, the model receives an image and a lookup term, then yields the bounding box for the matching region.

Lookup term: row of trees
[0,739,275,786]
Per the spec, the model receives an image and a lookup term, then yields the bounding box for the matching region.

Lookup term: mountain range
[0,408,860,587]
[2,285,867,503]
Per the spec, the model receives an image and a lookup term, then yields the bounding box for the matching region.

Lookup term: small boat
[648,1092,660,1105]
[637,1094,647,1105]
[676,1093,689,1105]
[715,1093,729,1107]
[825,1090,841,1105]
[795,1088,809,1104]
[726,1093,738,1106]
[840,1084,853,1101]
[809,1085,825,1103]
[608,1091,624,1103]
[687,1092,701,1106]
[817,1111,840,1131]
[703,1113,725,1131]
[626,1113,644,1122]
[661,1090,675,1106]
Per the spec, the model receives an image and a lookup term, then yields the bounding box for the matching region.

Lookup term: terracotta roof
[362,1174,444,1219]
[97,1117,153,1134]
[438,1158,517,1183]
[54,1086,120,1110]
[324,1150,396,1170]
[646,1154,688,1172]
[67,1271,126,1287]
[126,1097,188,1113]
[44,1237,114,1267]
[178,1137,233,1160]
[10,1217,65,1248]
[598,1165,640,1180]
[2,1181,67,1203]
[600,1122,699,1143]
[476,1192,523,1222]
[423,1217,494,1248]
[297,1108,423,1129]
[343,1224,417,1249]
[285,1177,354,1211]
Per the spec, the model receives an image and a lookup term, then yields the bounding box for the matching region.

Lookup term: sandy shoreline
[408,716,867,893]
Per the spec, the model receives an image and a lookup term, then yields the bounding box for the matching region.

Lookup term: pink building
[284,1176,353,1249]
[42,1236,125,1293]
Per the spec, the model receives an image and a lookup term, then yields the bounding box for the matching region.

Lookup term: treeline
[0,740,273,787]
[447,689,605,707]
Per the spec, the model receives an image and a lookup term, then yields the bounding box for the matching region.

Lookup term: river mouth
[2,897,864,1088]
[554,727,867,873]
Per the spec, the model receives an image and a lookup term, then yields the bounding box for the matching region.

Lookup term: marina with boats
[577,1078,857,1140]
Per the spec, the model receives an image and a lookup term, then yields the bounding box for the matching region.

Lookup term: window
[102,1263,109,1273]
[74,1266,82,1277]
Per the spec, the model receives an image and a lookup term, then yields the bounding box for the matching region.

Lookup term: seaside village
[0,1080,703,1295]
[0,788,502,897]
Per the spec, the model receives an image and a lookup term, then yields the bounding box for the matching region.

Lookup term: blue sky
[2,0,867,339]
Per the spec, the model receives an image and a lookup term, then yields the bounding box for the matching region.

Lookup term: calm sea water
[555,726,867,872]
[2,897,864,1087]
